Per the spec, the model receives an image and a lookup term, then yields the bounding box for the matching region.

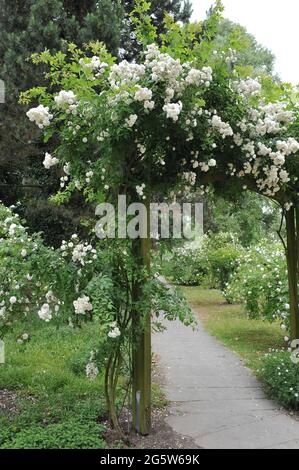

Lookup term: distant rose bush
[224,242,290,331]
[258,351,299,409]
[161,232,241,289]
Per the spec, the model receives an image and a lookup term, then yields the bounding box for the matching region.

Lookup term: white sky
[191,0,299,84]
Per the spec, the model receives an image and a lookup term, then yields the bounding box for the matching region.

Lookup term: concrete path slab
[153,316,299,449]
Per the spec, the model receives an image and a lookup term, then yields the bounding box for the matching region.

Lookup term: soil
[103,407,200,450]
[0,389,19,414]
[130,409,199,449]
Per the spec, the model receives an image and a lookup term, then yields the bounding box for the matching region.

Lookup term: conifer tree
[121,0,192,58]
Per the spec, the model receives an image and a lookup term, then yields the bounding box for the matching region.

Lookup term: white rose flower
[73,295,93,315]
[26,105,53,129]
[108,326,121,339]
[43,153,59,169]
[126,114,138,127]
[38,303,52,322]
[54,90,77,108]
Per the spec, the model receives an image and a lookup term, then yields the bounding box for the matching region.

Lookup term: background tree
[214,18,275,75]
[203,192,280,246]
[123,0,192,27]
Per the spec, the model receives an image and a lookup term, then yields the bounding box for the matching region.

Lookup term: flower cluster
[126,114,138,127]
[109,61,146,88]
[108,322,121,339]
[185,66,212,87]
[54,90,77,108]
[26,104,53,129]
[79,55,108,76]
[211,114,234,138]
[43,152,59,169]
[38,303,53,322]
[73,295,93,315]
[235,77,262,98]
[54,90,78,115]
[60,235,97,266]
[163,101,183,122]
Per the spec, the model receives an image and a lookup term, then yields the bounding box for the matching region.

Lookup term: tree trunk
[285,205,299,340]
[131,205,151,435]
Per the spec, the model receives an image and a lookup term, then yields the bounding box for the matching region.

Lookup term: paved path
[153,315,299,449]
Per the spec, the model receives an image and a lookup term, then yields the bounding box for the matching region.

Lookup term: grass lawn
[181,286,284,371]
[0,319,166,449]
[0,321,110,448]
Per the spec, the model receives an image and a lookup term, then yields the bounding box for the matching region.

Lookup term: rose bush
[161,244,209,286]
[257,351,299,409]
[224,241,290,332]
[0,201,194,431]
[160,232,241,289]
[0,203,100,332]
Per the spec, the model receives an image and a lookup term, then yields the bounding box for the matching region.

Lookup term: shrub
[203,232,238,251]
[163,244,209,286]
[224,242,290,331]
[161,232,241,289]
[257,352,299,409]
[0,203,108,335]
[0,204,65,332]
[207,245,241,290]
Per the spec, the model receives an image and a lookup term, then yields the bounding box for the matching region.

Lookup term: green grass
[0,321,110,449]
[0,319,167,449]
[152,382,169,409]
[182,286,284,370]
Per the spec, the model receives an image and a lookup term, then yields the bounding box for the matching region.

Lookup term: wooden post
[286,206,299,340]
[132,202,151,435]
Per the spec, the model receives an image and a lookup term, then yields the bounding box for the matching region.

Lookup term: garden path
[153,312,299,449]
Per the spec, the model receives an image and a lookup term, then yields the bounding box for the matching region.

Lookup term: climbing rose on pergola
[23,46,299,207]
[21,1,299,434]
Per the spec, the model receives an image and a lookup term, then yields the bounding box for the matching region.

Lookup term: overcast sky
[191,0,299,84]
